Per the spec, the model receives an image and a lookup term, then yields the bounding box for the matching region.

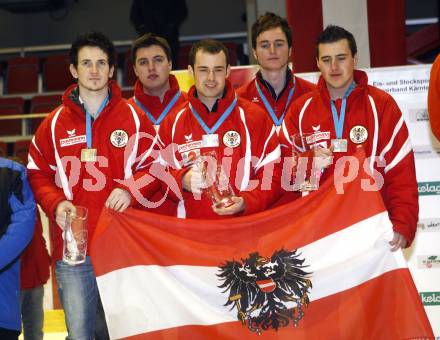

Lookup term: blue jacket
[0,157,35,331]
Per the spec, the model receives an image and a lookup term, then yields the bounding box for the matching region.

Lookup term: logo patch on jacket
[110,130,128,148]
[218,249,312,334]
[223,130,241,148]
[67,129,76,137]
[60,135,86,147]
[178,140,203,153]
[349,125,368,144]
[307,126,330,144]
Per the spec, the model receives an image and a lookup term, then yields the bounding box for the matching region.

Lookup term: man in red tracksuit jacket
[27,31,157,339]
[280,25,418,251]
[159,39,281,219]
[237,12,315,132]
[128,33,187,215]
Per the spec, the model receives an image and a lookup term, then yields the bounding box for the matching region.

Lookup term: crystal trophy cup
[291,133,321,192]
[62,206,88,266]
[195,151,235,208]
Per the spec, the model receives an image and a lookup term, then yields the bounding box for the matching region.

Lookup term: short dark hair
[316,25,357,58]
[69,31,115,67]
[131,33,172,63]
[188,39,230,68]
[251,12,292,49]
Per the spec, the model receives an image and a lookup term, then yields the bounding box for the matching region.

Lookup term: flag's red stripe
[367,0,406,67]
[286,0,323,73]
[121,269,433,340]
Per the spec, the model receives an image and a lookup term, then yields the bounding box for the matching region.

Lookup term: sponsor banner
[413,145,440,160]
[418,219,440,232]
[409,108,429,123]
[418,182,440,196]
[421,292,440,306]
[418,255,440,269]
[366,65,430,96]
[59,135,86,147]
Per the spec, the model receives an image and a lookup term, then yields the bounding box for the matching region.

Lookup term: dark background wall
[0,0,247,48]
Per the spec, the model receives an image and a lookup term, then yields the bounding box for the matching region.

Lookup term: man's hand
[105,188,132,212]
[389,231,407,251]
[182,168,206,194]
[212,196,245,216]
[55,200,76,230]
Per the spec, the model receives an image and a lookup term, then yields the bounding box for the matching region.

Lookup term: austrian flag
[91,151,433,339]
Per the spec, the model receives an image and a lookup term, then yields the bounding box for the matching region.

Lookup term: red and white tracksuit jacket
[27,81,157,260]
[158,81,281,219]
[280,70,418,245]
[128,74,188,130]
[237,70,316,129]
[128,74,187,215]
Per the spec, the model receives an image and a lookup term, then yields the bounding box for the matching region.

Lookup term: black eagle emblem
[217,249,312,335]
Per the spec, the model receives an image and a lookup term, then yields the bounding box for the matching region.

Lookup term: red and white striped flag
[286,0,406,72]
[91,150,433,339]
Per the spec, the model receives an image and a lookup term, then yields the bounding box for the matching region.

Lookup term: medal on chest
[202,134,219,148]
[81,148,97,162]
[331,139,348,153]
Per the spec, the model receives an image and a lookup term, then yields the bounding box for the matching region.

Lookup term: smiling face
[188,50,230,107]
[133,45,172,95]
[70,46,114,93]
[253,26,291,72]
[316,39,358,98]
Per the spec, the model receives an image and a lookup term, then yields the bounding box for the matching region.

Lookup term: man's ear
[226,65,231,78]
[188,65,194,77]
[69,64,78,79]
[252,48,258,62]
[109,65,115,79]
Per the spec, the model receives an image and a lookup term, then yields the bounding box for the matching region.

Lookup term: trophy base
[215,197,235,208]
[62,252,86,266]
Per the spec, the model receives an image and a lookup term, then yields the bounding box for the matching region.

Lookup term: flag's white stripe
[97,212,406,339]
[258,282,276,289]
[322,0,371,68]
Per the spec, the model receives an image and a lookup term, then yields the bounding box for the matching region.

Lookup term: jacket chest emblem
[110,130,129,148]
[349,125,368,144]
[223,130,241,148]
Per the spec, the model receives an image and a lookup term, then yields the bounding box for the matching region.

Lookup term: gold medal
[81,148,97,162]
